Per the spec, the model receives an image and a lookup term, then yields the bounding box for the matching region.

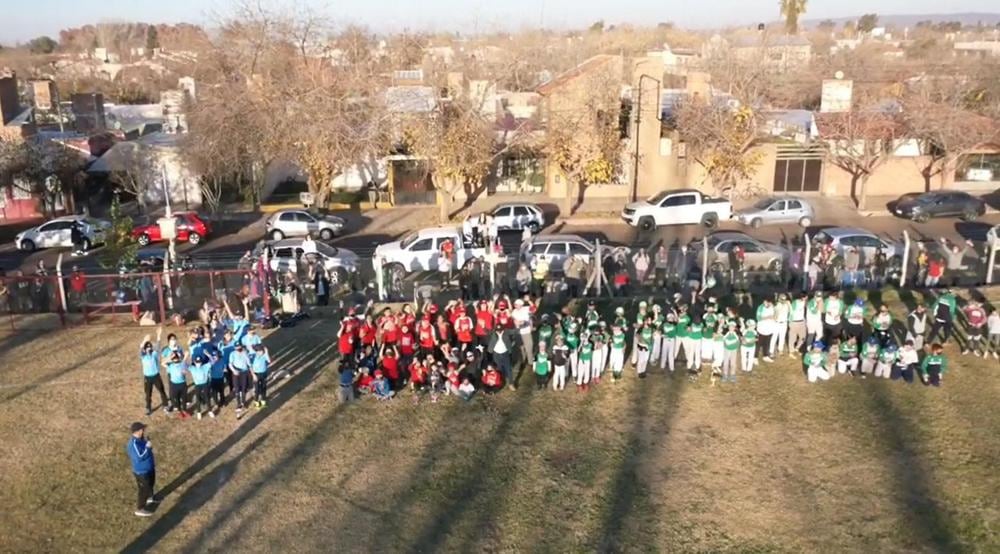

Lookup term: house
[953,41,1000,58]
[705,33,812,71]
[86,132,202,210]
[646,44,699,75]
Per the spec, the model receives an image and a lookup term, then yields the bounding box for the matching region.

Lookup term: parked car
[490,203,545,232]
[811,227,903,260]
[519,234,602,271]
[734,196,815,228]
[131,212,211,246]
[118,248,199,273]
[374,226,487,276]
[689,231,789,272]
[622,189,733,230]
[263,239,359,284]
[15,215,110,252]
[265,209,346,241]
[891,191,986,222]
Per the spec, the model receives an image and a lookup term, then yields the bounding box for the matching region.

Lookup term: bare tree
[816,104,902,211]
[110,143,157,213]
[903,79,1000,192]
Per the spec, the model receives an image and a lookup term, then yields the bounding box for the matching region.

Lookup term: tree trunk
[849,174,860,209]
[438,189,451,222]
[857,174,870,212]
[921,169,932,194]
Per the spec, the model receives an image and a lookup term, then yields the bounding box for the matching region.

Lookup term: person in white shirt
[987,308,1000,360]
[301,234,317,255]
[772,293,791,358]
[512,299,534,371]
[788,293,807,357]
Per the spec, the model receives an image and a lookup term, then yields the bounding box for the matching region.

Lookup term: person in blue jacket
[139,327,169,416]
[126,421,157,517]
[228,343,252,414]
[189,355,213,420]
[223,297,251,343]
[218,329,238,398]
[164,351,190,419]
[208,349,227,412]
[250,344,272,408]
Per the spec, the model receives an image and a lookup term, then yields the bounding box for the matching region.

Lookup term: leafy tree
[779,0,808,34]
[857,14,879,33]
[817,104,900,210]
[589,20,605,33]
[817,19,836,31]
[97,195,139,270]
[28,36,57,54]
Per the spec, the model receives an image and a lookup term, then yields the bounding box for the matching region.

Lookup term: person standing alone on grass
[961,299,988,357]
[126,422,157,517]
[928,291,957,345]
[920,344,947,387]
[139,328,169,416]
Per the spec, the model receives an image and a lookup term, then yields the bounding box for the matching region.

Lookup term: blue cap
[812,340,825,350]
[855,298,865,306]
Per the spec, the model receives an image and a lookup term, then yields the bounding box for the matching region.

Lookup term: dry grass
[0,295,999,553]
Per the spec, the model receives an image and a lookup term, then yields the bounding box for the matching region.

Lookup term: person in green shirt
[659,314,677,372]
[612,307,628,333]
[635,321,653,378]
[631,301,649,365]
[860,336,880,376]
[804,341,831,383]
[686,316,704,372]
[584,302,601,330]
[721,322,741,383]
[609,324,627,381]
[592,322,608,382]
[871,304,893,345]
[708,330,725,385]
[675,305,692,369]
[874,342,897,379]
[836,336,859,376]
[920,343,947,387]
[533,349,551,390]
[740,319,758,373]
[576,337,595,389]
[565,322,580,379]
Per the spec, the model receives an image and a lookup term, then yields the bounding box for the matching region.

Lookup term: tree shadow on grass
[0,344,117,406]
[120,337,336,552]
[855,382,960,551]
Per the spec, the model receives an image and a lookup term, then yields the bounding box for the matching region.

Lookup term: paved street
[1,207,998,275]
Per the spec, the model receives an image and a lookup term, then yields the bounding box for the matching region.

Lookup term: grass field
[1,292,999,553]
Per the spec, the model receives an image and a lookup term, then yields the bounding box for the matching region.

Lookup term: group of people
[329,287,999,401]
[138,297,276,420]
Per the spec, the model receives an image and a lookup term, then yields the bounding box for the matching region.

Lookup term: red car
[132,212,211,246]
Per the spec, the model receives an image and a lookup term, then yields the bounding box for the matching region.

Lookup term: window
[546,243,568,256]
[513,206,530,217]
[568,243,591,256]
[40,221,71,232]
[787,200,802,210]
[274,248,294,258]
[279,212,296,222]
[299,213,316,223]
[860,236,883,248]
[662,195,696,207]
[494,207,512,218]
[409,238,434,251]
[767,201,785,211]
[715,241,735,253]
[530,243,550,254]
[840,236,864,248]
[740,241,764,253]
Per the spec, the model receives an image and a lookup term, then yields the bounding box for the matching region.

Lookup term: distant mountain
[802,12,1000,29]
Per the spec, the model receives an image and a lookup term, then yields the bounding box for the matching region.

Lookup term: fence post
[156,274,167,324]
[375,256,386,302]
[702,236,708,290]
[55,253,68,314]
[803,234,811,292]
[259,261,271,318]
[900,230,910,288]
[987,244,997,285]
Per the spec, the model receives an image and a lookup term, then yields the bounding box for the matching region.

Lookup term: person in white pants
[740,319,758,373]
[630,302,649,365]
[592,327,608,382]
[804,342,831,383]
[576,340,593,388]
[659,316,676,372]
[551,335,569,391]
[874,345,895,379]
[608,326,626,381]
[772,293,790,358]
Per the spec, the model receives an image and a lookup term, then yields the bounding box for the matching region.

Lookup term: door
[278,212,305,236]
[765,200,788,223]
[300,212,322,236]
[785,200,805,222]
[272,247,297,273]
[657,194,696,225]
[512,206,531,230]
[737,240,768,268]
[407,238,437,271]
[37,221,71,247]
[493,207,513,230]
[544,242,569,269]
[172,215,189,241]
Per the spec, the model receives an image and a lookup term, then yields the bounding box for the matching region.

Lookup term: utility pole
[632,74,661,203]
[160,164,175,311]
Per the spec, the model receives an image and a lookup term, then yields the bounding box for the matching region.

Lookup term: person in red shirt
[409,359,428,393]
[474,300,494,346]
[495,307,513,330]
[337,321,356,360]
[454,310,474,351]
[446,301,463,325]
[435,313,452,347]
[357,315,376,348]
[399,304,417,330]
[397,324,416,369]
[356,366,374,395]
[380,346,402,390]
[417,319,437,359]
[481,363,503,394]
[379,310,400,347]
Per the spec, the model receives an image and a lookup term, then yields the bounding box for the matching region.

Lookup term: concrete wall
[821,154,942,197]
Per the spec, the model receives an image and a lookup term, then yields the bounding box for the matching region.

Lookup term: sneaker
[146,495,159,505]
[260,401,267,408]
[763,357,774,363]
[208,411,216,418]
[134,509,153,517]
[196,412,202,421]
[961,350,970,355]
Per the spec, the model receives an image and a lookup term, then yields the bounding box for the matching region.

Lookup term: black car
[891,191,986,222]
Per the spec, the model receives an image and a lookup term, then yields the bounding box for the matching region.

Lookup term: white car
[811,227,903,260]
[489,203,545,232]
[374,226,486,275]
[265,239,359,284]
[265,210,346,241]
[519,234,598,271]
[622,189,733,230]
[15,215,110,252]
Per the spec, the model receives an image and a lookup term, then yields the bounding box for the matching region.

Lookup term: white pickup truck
[621,189,733,231]
[373,226,487,276]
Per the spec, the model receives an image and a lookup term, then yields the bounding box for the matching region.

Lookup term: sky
[3,0,999,43]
